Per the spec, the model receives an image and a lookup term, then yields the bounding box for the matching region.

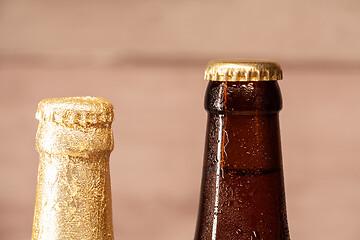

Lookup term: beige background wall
[0,0,359,240]
[1,0,360,63]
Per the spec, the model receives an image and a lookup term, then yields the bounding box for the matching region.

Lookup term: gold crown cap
[35,96,114,157]
[204,60,283,82]
[36,96,114,127]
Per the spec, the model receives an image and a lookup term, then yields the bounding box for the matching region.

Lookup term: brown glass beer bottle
[194,61,290,239]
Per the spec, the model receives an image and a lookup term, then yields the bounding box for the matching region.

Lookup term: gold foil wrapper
[32,97,114,240]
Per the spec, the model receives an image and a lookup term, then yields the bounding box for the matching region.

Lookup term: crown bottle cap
[35,96,114,157]
[36,96,114,127]
[204,60,283,82]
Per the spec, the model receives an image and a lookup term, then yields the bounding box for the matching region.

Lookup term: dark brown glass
[194,81,290,240]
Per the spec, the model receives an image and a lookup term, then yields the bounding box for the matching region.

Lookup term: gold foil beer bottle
[194,61,290,239]
[32,97,115,240]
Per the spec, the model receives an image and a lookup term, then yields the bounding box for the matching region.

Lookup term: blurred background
[0,0,359,239]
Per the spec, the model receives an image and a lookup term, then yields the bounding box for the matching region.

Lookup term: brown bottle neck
[204,80,284,172]
[205,81,282,115]
[195,81,289,239]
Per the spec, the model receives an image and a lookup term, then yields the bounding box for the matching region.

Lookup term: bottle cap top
[35,97,114,157]
[204,60,283,82]
[36,96,114,127]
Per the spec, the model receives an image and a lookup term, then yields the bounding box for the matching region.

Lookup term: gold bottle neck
[32,153,114,240]
[36,120,114,158]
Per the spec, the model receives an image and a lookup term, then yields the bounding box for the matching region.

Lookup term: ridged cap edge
[36,96,114,127]
[204,60,283,82]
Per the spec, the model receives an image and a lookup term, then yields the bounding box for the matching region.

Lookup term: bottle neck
[195,81,289,239]
[32,153,114,240]
[36,121,114,158]
[205,81,283,172]
[205,81,282,115]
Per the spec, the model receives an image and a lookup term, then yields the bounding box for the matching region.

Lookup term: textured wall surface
[0,0,360,62]
[0,0,359,239]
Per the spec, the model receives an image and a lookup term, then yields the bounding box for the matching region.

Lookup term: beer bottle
[194,61,290,239]
[31,97,115,240]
